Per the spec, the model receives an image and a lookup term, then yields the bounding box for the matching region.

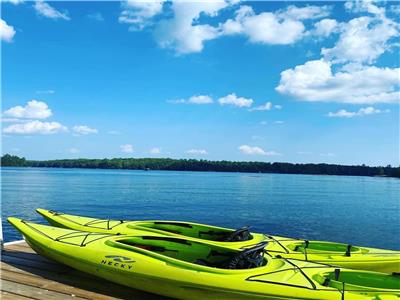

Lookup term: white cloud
[249,102,272,111]
[259,121,267,125]
[274,120,284,124]
[121,2,330,54]
[344,0,385,17]
[107,130,120,135]
[279,5,331,20]
[238,145,280,156]
[169,95,213,105]
[68,148,80,154]
[274,105,282,109]
[186,149,208,155]
[119,0,164,30]
[3,120,67,135]
[187,95,213,104]
[328,106,390,118]
[218,93,253,107]
[87,12,104,21]
[0,19,16,42]
[221,5,305,45]
[72,125,98,135]
[221,5,331,46]
[4,0,24,4]
[321,15,398,64]
[313,18,339,37]
[154,1,228,54]
[36,90,55,94]
[276,60,400,104]
[34,1,70,20]
[120,144,134,153]
[1,118,31,123]
[3,100,52,119]
[149,147,161,154]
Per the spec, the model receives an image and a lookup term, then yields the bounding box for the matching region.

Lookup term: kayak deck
[1,240,170,300]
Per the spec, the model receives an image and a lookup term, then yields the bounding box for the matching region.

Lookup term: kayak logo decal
[101,255,135,269]
[105,255,135,263]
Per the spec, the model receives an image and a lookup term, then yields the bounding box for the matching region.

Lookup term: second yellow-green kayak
[36,208,400,274]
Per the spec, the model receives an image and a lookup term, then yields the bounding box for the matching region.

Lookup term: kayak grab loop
[20,219,112,247]
[264,235,290,254]
[83,218,125,230]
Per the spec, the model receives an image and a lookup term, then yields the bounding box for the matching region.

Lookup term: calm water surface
[1,167,399,249]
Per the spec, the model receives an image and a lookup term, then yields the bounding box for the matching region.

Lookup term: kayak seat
[221,227,251,242]
[195,242,267,269]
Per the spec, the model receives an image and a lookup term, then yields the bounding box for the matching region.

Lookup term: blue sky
[1,0,399,166]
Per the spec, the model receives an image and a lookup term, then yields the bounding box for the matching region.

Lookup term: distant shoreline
[1,154,399,178]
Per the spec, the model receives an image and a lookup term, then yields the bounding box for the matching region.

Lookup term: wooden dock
[1,240,169,300]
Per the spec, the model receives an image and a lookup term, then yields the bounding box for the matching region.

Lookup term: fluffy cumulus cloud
[0,19,16,42]
[3,100,52,119]
[121,2,331,54]
[3,120,67,135]
[154,1,228,54]
[238,145,280,156]
[280,5,331,20]
[72,125,98,135]
[328,106,390,118]
[120,144,134,153]
[169,95,213,104]
[313,19,339,37]
[218,93,253,108]
[221,6,304,45]
[276,60,400,104]
[221,5,331,45]
[34,1,70,20]
[186,149,208,155]
[119,0,164,30]
[321,16,399,64]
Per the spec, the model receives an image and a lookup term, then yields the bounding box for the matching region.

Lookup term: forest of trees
[1,154,399,178]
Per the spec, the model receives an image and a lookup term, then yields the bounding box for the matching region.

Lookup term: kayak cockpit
[314,269,400,291]
[129,221,253,242]
[107,235,267,270]
[287,241,364,256]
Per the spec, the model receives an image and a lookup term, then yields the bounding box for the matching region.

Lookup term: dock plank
[1,241,170,300]
[1,279,88,300]
[1,291,34,300]
[1,269,122,300]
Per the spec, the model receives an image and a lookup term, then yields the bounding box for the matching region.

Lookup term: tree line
[1,154,399,178]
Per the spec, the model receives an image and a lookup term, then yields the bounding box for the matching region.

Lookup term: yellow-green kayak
[37,208,400,274]
[8,217,400,300]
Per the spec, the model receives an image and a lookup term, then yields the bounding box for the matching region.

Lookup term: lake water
[1,167,399,250]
